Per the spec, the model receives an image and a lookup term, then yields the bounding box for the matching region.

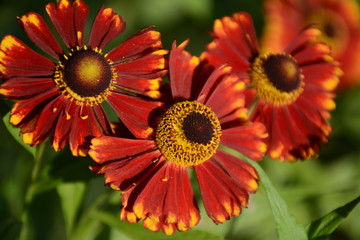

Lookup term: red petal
[89,136,156,163]
[202,12,258,72]
[114,75,162,99]
[22,95,66,146]
[91,150,161,191]
[107,90,163,139]
[195,158,257,224]
[221,122,268,161]
[0,77,54,99]
[107,27,163,62]
[284,27,321,55]
[132,162,200,234]
[68,105,103,156]
[18,13,63,59]
[88,7,125,49]
[168,40,199,100]
[52,97,73,152]
[201,72,246,119]
[9,87,59,127]
[46,0,89,48]
[0,35,54,78]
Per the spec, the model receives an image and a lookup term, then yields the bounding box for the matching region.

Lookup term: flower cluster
[0,0,347,235]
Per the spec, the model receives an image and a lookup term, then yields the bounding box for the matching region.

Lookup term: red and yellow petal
[221,122,268,161]
[107,90,163,139]
[46,0,89,48]
[67,105,104,156]
[0,35,54,78]
[114,75,162,99]
[107,27,164,62]
[18,12,63,59]
[89,136,156,163]
[91,150,162,191]
[129,162,200,235]
[88,7,125,49]
[202,12,258,73]
[168,40,199,100]
[195,156,258,224]
[0,77,54,99]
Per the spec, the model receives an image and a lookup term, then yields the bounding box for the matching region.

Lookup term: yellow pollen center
[155,101,221,167]
[77,57,103,86]
[250,53,304,105]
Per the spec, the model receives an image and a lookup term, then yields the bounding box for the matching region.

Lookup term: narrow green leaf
[92,210,224,240]
[249,161,308,240]
[307,195,360,240]
[57,182,86,236]
[2,112,36,157]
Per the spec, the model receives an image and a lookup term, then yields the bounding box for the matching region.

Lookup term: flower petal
[18,12,63,59]
[168,40,199,100]
[221,122,268,161]
[0,77,54,99]
[89,136,156,163]
[195,156,258,224]
[46,0,89,48]
[107,90,163,139]
[129,162,200,235]
[88,7,125,49]
[0,35,54,78]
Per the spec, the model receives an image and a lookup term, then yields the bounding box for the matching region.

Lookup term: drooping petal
[46,0,89,48]
[88,7,125,49]
[195,155,258,224]
[18,12,63,59]
[91,149,161,191]
[22,95,65,146]
[221,122,268,161]
[127,162,200,235]
[107,90,163,139]
[0,35,54,78]
[68,105,104,156]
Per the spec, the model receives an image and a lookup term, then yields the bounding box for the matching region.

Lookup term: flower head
[261,0,360,90]
[89,40,268,234]
[0,0,167,156]
[202,12,341,161]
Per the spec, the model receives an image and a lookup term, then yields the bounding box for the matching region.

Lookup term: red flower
[261,0,360,90]
[89,40,267,234]
[0,0,167,156]
[202,12,341,161]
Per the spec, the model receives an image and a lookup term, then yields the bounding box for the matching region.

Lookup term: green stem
[19,143,47,240]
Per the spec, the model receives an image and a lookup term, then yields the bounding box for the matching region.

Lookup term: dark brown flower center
[63,49,113,97]
[262,54,301,92]
[250,53,304,105]
[182,112,214,144]
[54,46,116,106]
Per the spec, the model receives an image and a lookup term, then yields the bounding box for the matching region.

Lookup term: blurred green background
[1,0,360,239]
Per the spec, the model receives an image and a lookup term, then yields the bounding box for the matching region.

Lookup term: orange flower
[262,0,360,90]
[203,12,341,161]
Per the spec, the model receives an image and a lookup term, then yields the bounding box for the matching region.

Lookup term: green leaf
[2,112,36,157]
[249,161,308,240]
[57,182,86,236]
[307,195,360,240]
[92,210,224,240]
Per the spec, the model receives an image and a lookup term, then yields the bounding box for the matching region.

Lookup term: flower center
[54,46,116,106]
[155,101,221,167]
[250,53,304,105]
